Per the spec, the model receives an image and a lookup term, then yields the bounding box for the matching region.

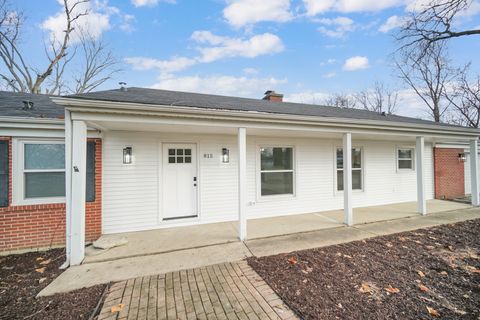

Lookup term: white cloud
[124,56,197,74]
[243,67,259,75]
[151,74,287,97]
[322,72,336,78]
[303,0,403,15]
[192,31,284,63]
[125,31,284,76]
[343,56,370,71]
[316,16,355,37]
[131,0,176,7]
[379,15,405,33]
[284,91,330,104]
[223,0,293,28]
[41,0,111,43]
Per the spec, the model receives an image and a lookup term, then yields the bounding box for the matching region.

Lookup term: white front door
[162,144,198,220]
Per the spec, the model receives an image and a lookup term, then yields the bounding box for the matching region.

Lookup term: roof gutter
[52,97,480,137]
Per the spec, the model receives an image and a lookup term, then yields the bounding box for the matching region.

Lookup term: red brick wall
[434,148,465,200]
[0,137,102,254]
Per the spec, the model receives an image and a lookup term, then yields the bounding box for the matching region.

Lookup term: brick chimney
[263,90,283,102]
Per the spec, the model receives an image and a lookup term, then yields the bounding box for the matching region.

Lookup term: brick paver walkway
[98,261,298,320]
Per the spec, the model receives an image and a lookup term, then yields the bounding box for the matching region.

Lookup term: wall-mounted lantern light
[222,148,230,163]
[458,153,466,162]
[123,147,133,164]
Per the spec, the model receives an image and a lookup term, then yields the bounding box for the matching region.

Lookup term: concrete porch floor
[84,199,470,264]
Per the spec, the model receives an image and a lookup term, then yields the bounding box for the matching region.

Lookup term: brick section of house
[434,147,465,200]
[0,137,102,254]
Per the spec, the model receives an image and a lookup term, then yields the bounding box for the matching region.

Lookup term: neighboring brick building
[434,147,465,200]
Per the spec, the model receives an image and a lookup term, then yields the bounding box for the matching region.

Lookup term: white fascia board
[53,97,480,138]
[0,116,101,138]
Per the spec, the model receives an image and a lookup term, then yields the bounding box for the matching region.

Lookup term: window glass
[261,147,293,171]
[336,147,362,191]
[168,149,175,156]
[25,144,65,170]
[25,172,65,198]
[398,149,412,159]
[399,159,413,169]
[261,172,293,196]
[260,147,294,196]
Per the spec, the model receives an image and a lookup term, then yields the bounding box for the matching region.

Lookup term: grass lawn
[248,219,480,320]
[0,248,106,320]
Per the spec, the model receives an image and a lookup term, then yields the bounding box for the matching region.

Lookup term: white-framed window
[336,147,363,191]
[259,146,295,197]
[397,148,414,170]
[13,139,66,205]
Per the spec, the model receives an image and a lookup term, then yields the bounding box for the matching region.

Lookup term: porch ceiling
[88,119,469,144]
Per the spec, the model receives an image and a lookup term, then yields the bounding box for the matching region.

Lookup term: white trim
[343,133,353,226]
[416,137,427,215]
[238,127,247,241]
[12,138,66,206]
[255,145,296,202]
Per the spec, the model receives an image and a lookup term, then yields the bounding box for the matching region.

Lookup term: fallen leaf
[35,267,45,274]
[35,257,44,261]
[287,256,297,265]
[398,236,407,242]
[465,265,480,273]
[39,259,51,265]
[439,271,448,276]
[427,306,440,317]
[343,254,352,259]
[111,303,125,313]
[359,282,372,294]
[39,277,47,284]
[301,266,313,274]
[385,285,400,294]
[386,242,393,248]
[425,245,435,250]
[417,271,425,278]
[295,289,301,296]
[418,284,429,292]
[448,245,454,251]
[414,240,422,244]
[302,279,308,283]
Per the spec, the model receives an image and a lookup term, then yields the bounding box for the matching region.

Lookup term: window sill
[256,194,296,203]
[13,196,66,206]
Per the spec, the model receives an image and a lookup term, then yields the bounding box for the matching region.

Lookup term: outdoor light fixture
[222,148,230,163]
[458,153,466,162]
[123,147,132,164]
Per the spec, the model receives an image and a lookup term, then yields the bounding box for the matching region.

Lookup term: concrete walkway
[97,261,297,320]
[85,200,469,264]
[39,206,480,297]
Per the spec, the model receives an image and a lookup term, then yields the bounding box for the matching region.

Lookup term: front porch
[84,199,471,263]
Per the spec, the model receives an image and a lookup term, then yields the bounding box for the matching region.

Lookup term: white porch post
[343,133,353,226]
[62,110,72,268]
[416,136,427,215]
[470,139,479,206]
[238,127,247,241]
[70,120,88,266]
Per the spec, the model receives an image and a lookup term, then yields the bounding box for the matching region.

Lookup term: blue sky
[11,0,480,118]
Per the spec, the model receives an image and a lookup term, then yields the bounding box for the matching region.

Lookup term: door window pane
[185,149,191,155]
[168,149,175,156]
[261,147,293,170]
[168,157,175,163]
[185,156,192,163]
[25,172,65,198]
[261,172,293,196]
[177,149,183,156]
[25,144,65,170]
[177,157,184,163]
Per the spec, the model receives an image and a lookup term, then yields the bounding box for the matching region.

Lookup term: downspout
[60,109,72,269]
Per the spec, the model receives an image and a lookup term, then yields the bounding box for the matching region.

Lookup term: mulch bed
[248,219,480,320]
[0,248,106,320]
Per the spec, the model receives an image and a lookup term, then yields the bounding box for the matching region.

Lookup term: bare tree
[73,32,120,94]
[324,93,357,109]
[396,42,456,122]
[444,66,480,127]
[0,0,119,94]
[397,0,480,59]
[355,82,399,114]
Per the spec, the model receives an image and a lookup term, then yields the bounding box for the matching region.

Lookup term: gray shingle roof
[68,87,464,129]
[0,91,63,119]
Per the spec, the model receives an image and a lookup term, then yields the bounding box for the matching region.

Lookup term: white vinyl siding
[102,132,435,234]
